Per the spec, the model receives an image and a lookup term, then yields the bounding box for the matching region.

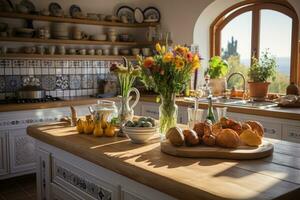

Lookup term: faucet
[227,72,246,97]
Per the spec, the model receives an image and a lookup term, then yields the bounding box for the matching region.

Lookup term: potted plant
[205,56,229,96]
[248,51,277,100]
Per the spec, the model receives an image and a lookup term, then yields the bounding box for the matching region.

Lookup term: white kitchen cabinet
[178,106,188,124]
[8,128,36,173]
[0,131,8,176]
[282,124,300,143]
[141,102,160,119]
[51,183,82,200]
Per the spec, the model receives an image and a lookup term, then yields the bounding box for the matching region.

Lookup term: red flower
[143,57,155,68]
[186,52,193,62]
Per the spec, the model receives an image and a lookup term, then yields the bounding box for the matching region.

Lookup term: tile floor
[0,174,36,200]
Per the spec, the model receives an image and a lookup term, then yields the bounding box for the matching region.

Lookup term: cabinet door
[0,131,8,176]
[141,103,159,119]
[9,129,36,173]
[178,106,188,124]
[51,183,82,200]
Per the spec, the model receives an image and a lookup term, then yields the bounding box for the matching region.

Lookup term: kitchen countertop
[28,122,300,200]
[1,95,300,121]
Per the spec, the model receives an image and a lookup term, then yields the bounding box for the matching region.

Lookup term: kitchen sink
[184,97,278,109]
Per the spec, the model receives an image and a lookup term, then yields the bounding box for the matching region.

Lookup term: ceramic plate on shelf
[69,4,81,18]
[134,8,144,23]
[49,2,62,15]
[143,6,160,23]
[20,0,35,13]
[116,5,134,24]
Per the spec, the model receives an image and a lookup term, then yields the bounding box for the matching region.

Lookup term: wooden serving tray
[161,140,274,160]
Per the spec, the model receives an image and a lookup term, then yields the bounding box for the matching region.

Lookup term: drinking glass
[216,107,227,121]
[188,108,204,128]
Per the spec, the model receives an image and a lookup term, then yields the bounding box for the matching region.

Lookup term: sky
[221,9,292,62]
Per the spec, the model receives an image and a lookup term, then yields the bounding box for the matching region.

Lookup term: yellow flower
[192,54,201,70]
[155,43,162,53]
[174,56,185,70]
[161,45,166,54]
[163,52,173,63]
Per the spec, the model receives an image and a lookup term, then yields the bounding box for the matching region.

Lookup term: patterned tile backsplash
[0,59,116,99]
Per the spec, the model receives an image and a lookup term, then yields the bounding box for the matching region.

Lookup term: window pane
[221,11,252,90]
[260,9,292,94]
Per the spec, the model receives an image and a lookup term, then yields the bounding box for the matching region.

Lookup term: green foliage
[226,55,248,90]
[206,56,229,79]
[248,51,277,82]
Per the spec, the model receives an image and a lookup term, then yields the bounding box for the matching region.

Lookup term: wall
[0,0,156,99]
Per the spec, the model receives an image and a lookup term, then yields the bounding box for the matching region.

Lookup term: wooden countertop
[1,95,300,121]
[28,122,300,200]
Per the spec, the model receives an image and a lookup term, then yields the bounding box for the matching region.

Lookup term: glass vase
[159,93,178,136]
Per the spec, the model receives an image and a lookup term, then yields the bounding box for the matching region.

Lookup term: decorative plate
[116,6,134,24]
[49,2,62,15]
[41,75,56,91]
[20,0,35,13]
[134,8,144,23]
[69,4,81,18]
[143,6,160,22]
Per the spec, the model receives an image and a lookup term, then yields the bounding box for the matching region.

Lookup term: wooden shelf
[0,12,159,28]
[0,53,136,60]
[0,37,154,46]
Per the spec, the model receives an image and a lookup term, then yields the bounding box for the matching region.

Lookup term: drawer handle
[264,128,276,134]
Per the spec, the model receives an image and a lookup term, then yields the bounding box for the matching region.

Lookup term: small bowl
[120,49,130,55]
[123,126,158,144]
[91,34,107,41]
[131,48,140,56]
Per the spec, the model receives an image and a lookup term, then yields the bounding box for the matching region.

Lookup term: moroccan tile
[0,76,5,92]
[69,75,81,89]
[56,75,69,90]
[81,75,93,89]
[41,75,56,90]
[5,76,21,92]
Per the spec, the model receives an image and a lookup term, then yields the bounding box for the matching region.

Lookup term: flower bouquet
[110,57,141,126]
[138,44,201,135]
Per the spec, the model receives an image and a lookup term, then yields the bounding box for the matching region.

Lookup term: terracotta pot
[208,78,227,96]
[248,82,270,99]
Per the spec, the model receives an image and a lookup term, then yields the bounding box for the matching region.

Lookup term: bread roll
[212,122,222,136]
[216,129,240,148]
[203,120,213,136]
[183,129,199,146]
[193,122,205,138]
[245,121,264,137]
[202,134,216,146]
[240,129,262,147]
[166,127,185,146]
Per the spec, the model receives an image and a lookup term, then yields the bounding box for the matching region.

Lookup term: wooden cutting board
[161,140,274,160]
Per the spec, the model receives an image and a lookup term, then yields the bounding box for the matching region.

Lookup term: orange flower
[163,52,173,63]
[143,57,155,68]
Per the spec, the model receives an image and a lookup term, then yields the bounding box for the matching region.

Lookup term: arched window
[210,0,299,93]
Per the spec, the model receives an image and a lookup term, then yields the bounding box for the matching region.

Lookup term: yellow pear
[101,118,108,130]
[84,119,94,134]
[104,124,116,137]
[93,123,104,137]
[76,119,84,134]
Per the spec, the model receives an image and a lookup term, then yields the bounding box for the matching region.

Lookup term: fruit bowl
[123,117,158,144]
[123,127,158,144]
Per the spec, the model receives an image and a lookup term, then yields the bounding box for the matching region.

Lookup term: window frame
[210,0,299,86]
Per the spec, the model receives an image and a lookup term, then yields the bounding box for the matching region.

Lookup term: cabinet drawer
[52,158,119,200]
[282,125,300,143]
[260,121,282,139]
